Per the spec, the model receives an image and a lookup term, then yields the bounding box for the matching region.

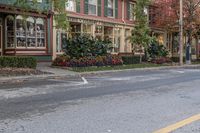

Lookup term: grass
[68,63,171,72]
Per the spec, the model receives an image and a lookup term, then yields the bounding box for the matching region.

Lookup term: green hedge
[0,56,37,68]
[121,56,142,64]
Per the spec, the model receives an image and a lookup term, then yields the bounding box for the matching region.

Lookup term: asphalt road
[0,68,200,133]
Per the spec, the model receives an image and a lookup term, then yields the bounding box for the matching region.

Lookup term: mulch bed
[0,68,50,77]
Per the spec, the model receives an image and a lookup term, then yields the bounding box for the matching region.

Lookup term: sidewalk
[0,63,200,84]
[0,62,79,84]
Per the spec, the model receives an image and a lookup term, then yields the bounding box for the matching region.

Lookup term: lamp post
[179,0,183,65]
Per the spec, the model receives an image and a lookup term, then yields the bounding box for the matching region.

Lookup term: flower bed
[52,55,123,67]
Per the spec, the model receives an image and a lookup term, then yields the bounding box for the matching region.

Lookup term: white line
[81,77,88,84]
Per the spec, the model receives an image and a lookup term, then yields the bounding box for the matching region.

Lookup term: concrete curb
[0,73,80,84]
[79,64,200,75]
[1,64,200,84]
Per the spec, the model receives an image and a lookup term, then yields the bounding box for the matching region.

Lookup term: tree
[130,0,154,63]
[14,0,68,30]
[152,0,200,63]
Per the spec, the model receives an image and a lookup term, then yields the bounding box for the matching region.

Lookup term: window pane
[6,16,15,48]
[88,0,96,5]
[66,0,76,11]
[27,17,36,47]
[36,18,45,47]
[16,15,26,47]
[88,4,96,15]
[108,0,114,17]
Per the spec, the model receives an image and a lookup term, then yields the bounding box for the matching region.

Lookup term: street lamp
[179,0,183,65]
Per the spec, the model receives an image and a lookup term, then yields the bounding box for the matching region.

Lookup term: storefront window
[36,18,45,47]
[108,0,114,17]
[6,15,15,48]
[16,15,26,47]
[5,15,46,49]
[83,24,93,35]
[95,25,103,40]
[114,28,121,52]
[88,0,97,15]
[27,17,36,47]
[104,26,113,42]
[69,22,81,37]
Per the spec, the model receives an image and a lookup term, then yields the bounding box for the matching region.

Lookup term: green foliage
[14,0,68,30]
[130,0,153,62]
[148,42,169,59]
[63,34,112,59]
[121,56,143,64]
[0,56,37,68]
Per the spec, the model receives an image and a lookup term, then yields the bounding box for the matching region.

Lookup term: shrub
[121,56,142,64]
[0,56,37,68]
[62,34,112,59]
[148,42,169,59]
[52,55,70,66]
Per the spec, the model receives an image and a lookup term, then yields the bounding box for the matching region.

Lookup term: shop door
[0,25,2,56]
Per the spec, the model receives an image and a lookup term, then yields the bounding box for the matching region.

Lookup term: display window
[5,15,46,49]
[5,15,15,48]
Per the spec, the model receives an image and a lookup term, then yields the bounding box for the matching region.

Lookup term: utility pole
[179,0,183,65]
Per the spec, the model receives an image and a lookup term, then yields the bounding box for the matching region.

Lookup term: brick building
[53,0,137,59]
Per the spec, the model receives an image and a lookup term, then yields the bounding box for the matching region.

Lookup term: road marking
[153,113,200,133]
[81,77,88,84]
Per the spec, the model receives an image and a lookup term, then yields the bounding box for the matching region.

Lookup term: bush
[53,55,123,67]
[121,56,142,64]
[148,42,169,59]
[62,34,112,59]
[0,56,37,68]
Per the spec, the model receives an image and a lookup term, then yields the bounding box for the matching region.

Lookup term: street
[0,68,200,133]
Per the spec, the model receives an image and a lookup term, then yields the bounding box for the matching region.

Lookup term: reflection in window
[129,3,135,21]
[88,0,97,15]
[114,28,121,53]
[16,15,26,47]
[69,23,81,37]
[83,24,92,35]
[36,18,45,47]
[5,15,46,49]
[6,15,15,48]
[65,0,76,12]
[108,0,114,17]
[27,17,36,47]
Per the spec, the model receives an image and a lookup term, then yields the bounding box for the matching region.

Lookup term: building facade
[53,0,137,59]
[0,0,53,61]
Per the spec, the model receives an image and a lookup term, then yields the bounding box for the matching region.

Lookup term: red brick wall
[68,0,134,25]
